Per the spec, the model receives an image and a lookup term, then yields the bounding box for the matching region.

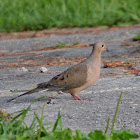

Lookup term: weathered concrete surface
[0,26,140,135]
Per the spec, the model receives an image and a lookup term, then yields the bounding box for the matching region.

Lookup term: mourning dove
[7,42,107,102]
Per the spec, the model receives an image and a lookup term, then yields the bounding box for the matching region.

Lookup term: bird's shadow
[1,92,92,108]
[0,95,53,108]
[3,92,72,105]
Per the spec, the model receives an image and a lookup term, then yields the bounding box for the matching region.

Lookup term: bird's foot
[73,95,84,100]
[72,95,91,101]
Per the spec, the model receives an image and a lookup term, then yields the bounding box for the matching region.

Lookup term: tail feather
[7,88,41,102]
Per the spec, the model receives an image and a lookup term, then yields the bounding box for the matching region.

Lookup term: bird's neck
[87,51,101,67]
[90,51,101,61]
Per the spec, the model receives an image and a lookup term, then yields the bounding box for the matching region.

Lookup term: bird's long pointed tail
[7,88,42,102]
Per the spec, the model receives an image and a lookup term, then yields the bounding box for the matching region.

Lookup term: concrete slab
[0,26,140,135]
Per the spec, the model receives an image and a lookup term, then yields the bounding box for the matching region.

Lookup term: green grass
[56,42,79,47]
[0,92,139,140]
[56,43,68,47]
[0,0,140,32]
[10,89,20,93]
[123,60,133,64]
[133,32,140,41]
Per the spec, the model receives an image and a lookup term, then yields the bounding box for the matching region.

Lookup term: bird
[7,42,108,102]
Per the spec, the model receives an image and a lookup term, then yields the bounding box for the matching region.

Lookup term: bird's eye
[102,44,104,47]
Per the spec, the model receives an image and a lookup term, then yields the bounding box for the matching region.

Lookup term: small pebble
[19,67,29,72]
[40,67,48,73]
[57,91,63,94]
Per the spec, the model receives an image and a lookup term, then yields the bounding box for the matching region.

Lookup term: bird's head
[89,42,108,53]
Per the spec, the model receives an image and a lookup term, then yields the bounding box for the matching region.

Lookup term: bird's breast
[86,64,100,86]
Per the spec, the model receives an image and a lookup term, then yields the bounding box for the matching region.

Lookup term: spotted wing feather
[37,63,87,91]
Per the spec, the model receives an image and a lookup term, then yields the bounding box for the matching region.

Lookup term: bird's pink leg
[71,94,91,101]
[72,95,84,100]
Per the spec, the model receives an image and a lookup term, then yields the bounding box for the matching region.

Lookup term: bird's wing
[37,63,88,91]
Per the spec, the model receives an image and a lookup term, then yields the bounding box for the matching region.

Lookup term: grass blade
[52,111,62,132]
[105,117,110,134]
[38,103,46,140]
[11,105,31,124]
[111,92,123,131]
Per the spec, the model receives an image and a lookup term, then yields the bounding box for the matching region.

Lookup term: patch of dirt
[0,44,90,58]
[0,110,12,121]
[121,42,140,48]
[103,60,140,76]
[1,55,139,76]
[0,25,140,39]
[0,57,86,69]
[101,71,139,76]
[103,60,136,68]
